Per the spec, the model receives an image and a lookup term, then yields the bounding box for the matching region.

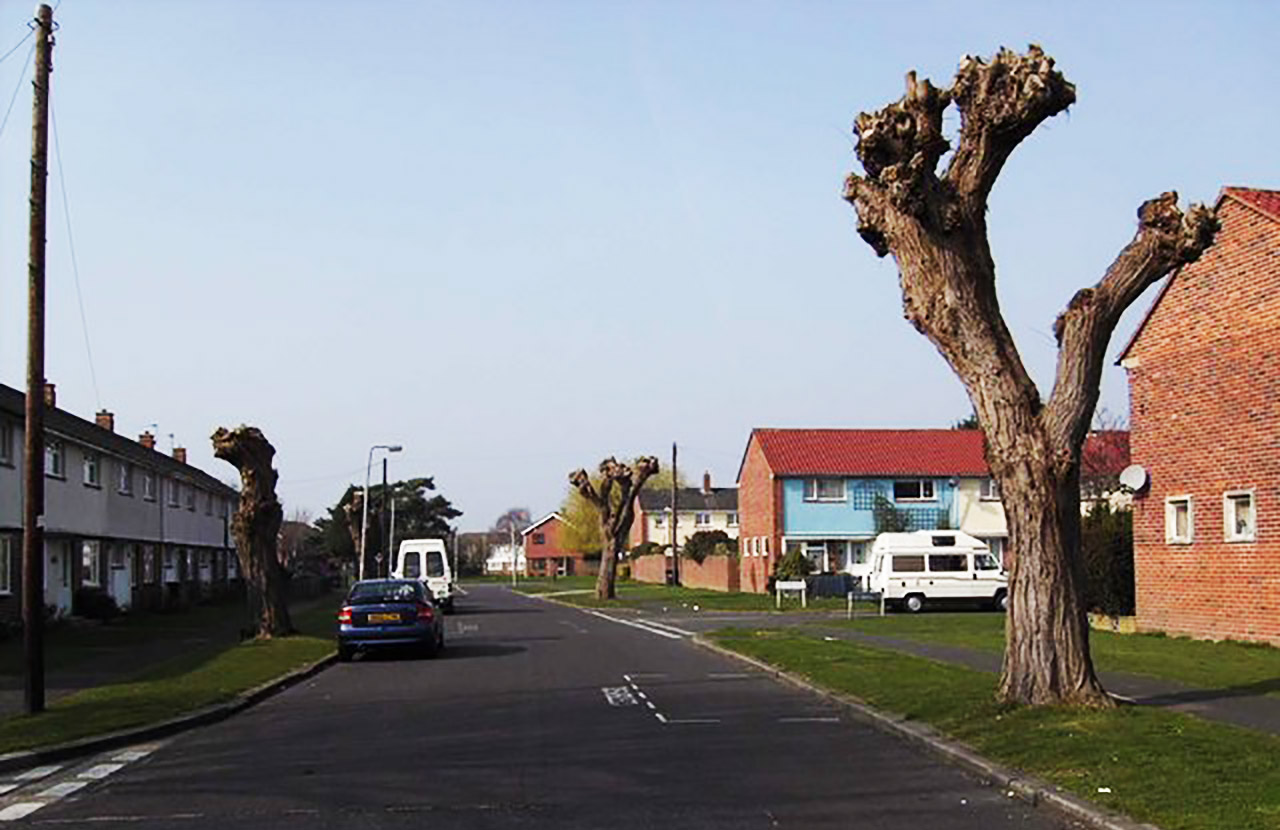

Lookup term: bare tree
[569,456,659,600]
[212,426,294,638]
[843,46,1217,705]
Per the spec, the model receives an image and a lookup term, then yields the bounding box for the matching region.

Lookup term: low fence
[630,554,668,584]
[628,554,739,592]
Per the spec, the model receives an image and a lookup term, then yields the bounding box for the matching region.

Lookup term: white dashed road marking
[0,803,43,821]
[0,741,165,822]
[78,763,125,781]
[36,781,87,799]
[602,686,638,706]
[14,766,60,782]
[778,717,840,723]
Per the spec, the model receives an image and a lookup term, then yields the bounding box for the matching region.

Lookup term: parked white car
[391,538,456,613]
[867,530,1007,613]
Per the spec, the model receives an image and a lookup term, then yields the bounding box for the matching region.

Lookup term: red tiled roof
[751,428,990,477]
[1225,187,1280,221]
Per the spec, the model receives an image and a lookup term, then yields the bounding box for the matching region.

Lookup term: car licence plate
[367,613,399,623]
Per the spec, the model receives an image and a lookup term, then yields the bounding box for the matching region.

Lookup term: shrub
[773,549,813,581]
[682,531,737,564]
[630,541,664,559]
[73,586,121,622]
[1081,503,1134,616]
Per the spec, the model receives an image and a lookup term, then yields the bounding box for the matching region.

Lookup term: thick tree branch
[568,468,602,508]
[1043,192,1218,461]
[945,45,1075,207]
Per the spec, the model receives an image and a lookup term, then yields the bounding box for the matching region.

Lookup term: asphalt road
[4,585,1075,829]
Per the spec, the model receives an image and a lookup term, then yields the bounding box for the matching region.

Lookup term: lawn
[712,628,1280,830]
[0,601,339,754]
[532,581,856,612]
[826,613,1280,695]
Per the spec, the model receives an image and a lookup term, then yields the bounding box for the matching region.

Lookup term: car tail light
[337,606,353,624]
[416,603,434,622]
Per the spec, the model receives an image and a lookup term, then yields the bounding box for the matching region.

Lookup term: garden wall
[679,555,740,592]
[631,554,668,584]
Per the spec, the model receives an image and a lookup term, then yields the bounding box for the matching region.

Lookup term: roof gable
[747,428,990,477]
[521,512,566,535]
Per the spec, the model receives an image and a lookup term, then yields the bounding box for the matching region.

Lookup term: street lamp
[359,444,402,581]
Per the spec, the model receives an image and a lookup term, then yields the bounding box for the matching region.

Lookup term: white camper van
[868,530,1007,613]
[391,538,456,613]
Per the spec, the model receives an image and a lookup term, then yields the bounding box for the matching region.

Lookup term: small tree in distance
[843,45,1218,705]
[569,456,659,600]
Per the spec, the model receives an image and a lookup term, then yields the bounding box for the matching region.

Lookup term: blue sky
[0,1,1275,530]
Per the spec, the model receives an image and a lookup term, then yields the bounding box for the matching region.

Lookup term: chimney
[139,431,156,450]
[702,471,712,495]
[43,383,56,408]
[173,447,187,465]
[95,410,115,433]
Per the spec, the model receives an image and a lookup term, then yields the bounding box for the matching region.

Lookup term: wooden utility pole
[23,4,54,716]
[670,442,678,586]
[380,458,388,578]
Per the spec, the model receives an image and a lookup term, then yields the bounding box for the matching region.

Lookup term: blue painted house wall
[781,477,957,537]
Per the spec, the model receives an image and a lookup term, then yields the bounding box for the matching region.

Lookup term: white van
[391,538,456,613]
[867,530,1007,613]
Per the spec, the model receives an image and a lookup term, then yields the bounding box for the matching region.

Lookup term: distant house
[1120,186,1280,645]
[0,382,240,618]
[630,472,739,550]
[484,543,525,575]
[521,512,597,577]
[736,428,1005,592]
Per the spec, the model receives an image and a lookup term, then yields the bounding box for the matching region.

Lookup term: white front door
[44,539,73,616]
[109,545,132,610]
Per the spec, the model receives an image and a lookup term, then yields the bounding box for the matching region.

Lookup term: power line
[0,27,32,65]
[0,41,34,142]
[51,101,102,408]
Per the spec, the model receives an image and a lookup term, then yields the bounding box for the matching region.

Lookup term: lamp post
[359,444,402,581]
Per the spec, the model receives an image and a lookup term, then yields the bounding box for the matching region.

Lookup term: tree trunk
[212,426,294,638]
[595,533,619,601]
[998,453,1107,705]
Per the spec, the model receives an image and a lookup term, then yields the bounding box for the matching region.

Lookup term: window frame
[695,512,712,526]
[726,512,739,527]
[45,439,65,478]
[0,420,13,467]
[1223,490,1256,543]
[1165,495,1194,545]
[185,485,197,512]
[803,478,848,503]
[81,540,102,587]
[0,535,12,594]
[117,460,134,495]
[980,477,1000,500]
[893,479,936,502]
[82,451,101,488]
[168,478,181,507]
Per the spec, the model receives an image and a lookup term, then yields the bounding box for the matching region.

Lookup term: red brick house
[1120,186,1280,645]
[520,512,597,578]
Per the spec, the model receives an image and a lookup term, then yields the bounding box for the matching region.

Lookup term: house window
[163,549,178,583]
[804,479,847,502]
[83,452,101,487]
[82,540,101,586]
[1224,491,1256,542]
[803,542,826,570]
[1165,496,1193,544]
[0,420,13,466]
[45,440,64,478]
[980,478,1000,500]
[727,512,739,526]
[984,538,1007,568]
[762,536,770,556]
[205,492,214,515]
[0,536,12,593]
[185,485,197,511]
[220,497,230,518]
[533,533,545,545]
[142,470,156,501]
[168,478,181,507]
[696,513,712,526]
[117,461,134,495]
[893,480,935,501]
[143,545,155,583]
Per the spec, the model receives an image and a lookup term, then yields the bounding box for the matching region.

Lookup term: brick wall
[680,554,740,592]
[737,434,782,593]
[631,554,667,584]
[1126,196,1280,644]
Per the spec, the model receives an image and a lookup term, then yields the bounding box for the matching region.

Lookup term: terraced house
[0,382,241,619]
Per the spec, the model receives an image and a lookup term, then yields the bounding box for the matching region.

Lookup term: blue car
[336,579,445,661]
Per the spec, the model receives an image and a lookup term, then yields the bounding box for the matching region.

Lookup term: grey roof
[0,383,238,498]
[637,487,737,513]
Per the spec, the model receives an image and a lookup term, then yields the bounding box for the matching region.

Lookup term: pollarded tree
[212,426,294,638]
[843,45,1218,706]
[569,456,659,600]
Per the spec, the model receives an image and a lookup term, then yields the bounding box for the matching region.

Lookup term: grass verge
[533,581,855,612]
[711,628,1280,830]
[0,601,339,754]
[825,613,1280,696]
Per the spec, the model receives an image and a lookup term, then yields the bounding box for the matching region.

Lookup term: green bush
[73,587,121,622]
[682,531,737,564]
[1081,503,1134,616]
[630,541,664,559]
[773,549,813,581]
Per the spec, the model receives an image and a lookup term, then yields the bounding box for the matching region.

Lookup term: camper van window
[891,555,925,572]
[974,553,1000,571]
[425,551,446,577]
[403,552,421,579]
[928,554,967,572]
[930,535,956,547]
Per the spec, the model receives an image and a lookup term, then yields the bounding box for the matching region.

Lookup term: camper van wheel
[994,590,1008,612]
[904,594,925,614]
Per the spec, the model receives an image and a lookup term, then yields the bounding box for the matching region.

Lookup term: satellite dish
[1119,465,1148,492]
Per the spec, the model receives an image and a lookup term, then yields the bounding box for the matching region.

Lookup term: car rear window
[349,581,422,604]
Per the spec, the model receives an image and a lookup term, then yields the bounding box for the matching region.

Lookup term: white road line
[0,802,44,821]
[635,691,648,700]
[636,619,695,636]
[654,713,668,723]
[777,717,841,723]
[583,610,682,640]
[707,672,750,680]
[37,781,87,799]
[0,785,18,796]
[626,673,669,680]
[645,701,656,710]
[79,763,125,781]
[622,674,632,683]
[111,750,153,763]
[665,718,721,724]
[15,765,61,781]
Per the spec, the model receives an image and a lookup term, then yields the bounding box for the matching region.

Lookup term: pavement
[610,604,1280,737]
[0,584,1081,829]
